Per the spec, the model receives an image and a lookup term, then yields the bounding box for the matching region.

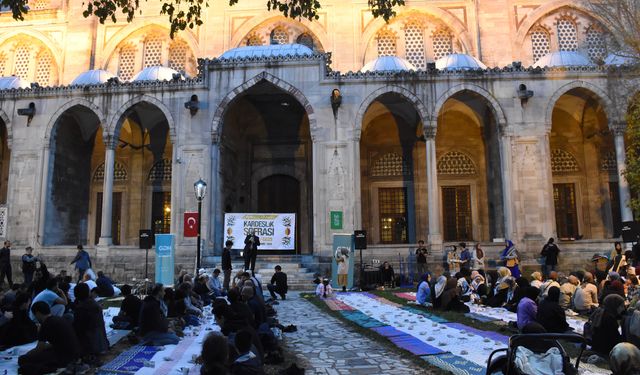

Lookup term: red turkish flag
[184,212,199,237]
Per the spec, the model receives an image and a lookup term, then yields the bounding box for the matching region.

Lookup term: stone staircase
[208,255,321,291]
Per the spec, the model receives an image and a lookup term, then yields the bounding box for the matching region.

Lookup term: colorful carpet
[395,292,416,301]
[97,345,162,374]
[444,323,509,345]
[324,297,354,311]
[421,353,485,375]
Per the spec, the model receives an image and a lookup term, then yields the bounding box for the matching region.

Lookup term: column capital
[103,134,118,150]
[423,126,437,140]
[211,131,220,145]
[611,122,626,136]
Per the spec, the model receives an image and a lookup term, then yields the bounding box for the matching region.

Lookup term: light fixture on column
[517,84,534,105]
[184,94,199,116]
[17,102,36,126]
[330,88,342,118]
[194,178,207,272]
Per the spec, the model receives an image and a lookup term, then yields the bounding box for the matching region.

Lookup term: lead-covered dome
[219,44,314,59]
[0,76,30,90]
[604,53,634,66]
[132,66,184,82]
[435,53,487,70]
[533,51,594,68]
[71,69,116,85]
[361,56,416,72]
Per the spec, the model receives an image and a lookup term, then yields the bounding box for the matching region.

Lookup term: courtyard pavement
[273,294,431,375]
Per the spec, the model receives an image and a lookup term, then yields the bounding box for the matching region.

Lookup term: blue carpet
[97,345,162,374]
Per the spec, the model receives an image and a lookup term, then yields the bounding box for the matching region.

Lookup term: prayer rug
[370,325,406,337]
[324,297,354,311]
[464,312,499,323]
[339,310,385,328]
[400,306,449,323]
[360,292,402,307]
[421,353,485,375]
[97,345,162,374]
[395,292,416,301]
[388,334,446,355]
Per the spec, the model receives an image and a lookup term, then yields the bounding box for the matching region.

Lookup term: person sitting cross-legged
[536,286,570,333]
[0,292,37,348]
[72,283,109,365]
[267,265,288,300]
[18,301,81,375]
[111,284,142,329]
[138,283,180,346]
[30,278,67,321]
[416,273,431,306]
[517,286,540,332]
[200,332,230,375]
[315,278,334,298]
[96,271,120,297]
[231,329,265,375]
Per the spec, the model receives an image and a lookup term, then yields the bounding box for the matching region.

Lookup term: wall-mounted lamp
[172,72,184,81]
[517,84,534,105]
[512,61,523,70]
[184,94,199,116]
[30,82,40,89]
[330,88,342,118]
[106,77,120,85]
[17,102,35,126]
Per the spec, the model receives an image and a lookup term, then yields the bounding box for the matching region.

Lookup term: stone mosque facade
[0,0,635,278]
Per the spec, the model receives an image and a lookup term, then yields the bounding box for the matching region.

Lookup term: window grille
[30,0,49,10]
[35,51,52,86]
[296,33,314,50]
[13,44,31,79]
[143,36,163,68]
[378,187,408,244]
[601,150,617,171]
[551,149,580,174]
[371,152,411,177]
[376,30,397,57]
[557,19,578,51]
[118,46,136,81]
[404,22,425,69]
[0,54,6,76]
[168,41,189,73]
[94,161,128,182]
[437,151,476,175]
[586,27,606,62]
[531,29,551,62]
[432,29,453,60]
[270,27,288,45]
[148,159,172,181]
[246,33,263,46]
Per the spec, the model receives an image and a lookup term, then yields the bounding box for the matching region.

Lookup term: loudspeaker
[139,229,153,249]
[354,230,367,249]
[621,221,640,243]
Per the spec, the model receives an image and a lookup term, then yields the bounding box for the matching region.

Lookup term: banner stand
[155,234,175,286]
[331,234,355,289]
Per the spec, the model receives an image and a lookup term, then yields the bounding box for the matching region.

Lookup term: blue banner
[331,233,355,289]
[155,234,175,286]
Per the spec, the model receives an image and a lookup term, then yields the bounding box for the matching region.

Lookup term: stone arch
[101,22,199,70]
[514,0,605,52]
[228,13,329,52]
[210,71,317,140]
[355,86,429,141]
[360,7,474,64]
[0,30,63,84]
[108,95,177,143]
[44,99,107,147]
[544,81,619,131]
[433,84,507,128]
[0,109,12,149]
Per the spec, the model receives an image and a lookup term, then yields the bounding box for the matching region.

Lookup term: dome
[604,53,634,66]
[360,56,416,72]
[435,53,487,70]
[532,51,594,68]
[0,76,31,90]
[71,69,116,85]
[132,66,184,82]
[219,44,314,59]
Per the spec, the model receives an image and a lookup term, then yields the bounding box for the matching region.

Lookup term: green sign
[330,211,343,230]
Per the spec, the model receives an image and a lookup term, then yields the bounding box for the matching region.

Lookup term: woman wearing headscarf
[416,272,431,306]
[517,286,540,331]
[440,277,470,313]
[609,343,640,375]
[431,267,447,309]
[486,275,514,308]
[470,271,488,303]
[591,294,626,356]
[536,286,570,333]
[500,240,521,278]
[506,277,530,313]
[530,272,543,289]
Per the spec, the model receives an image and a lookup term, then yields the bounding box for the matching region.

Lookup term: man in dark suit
[244,230,260,274]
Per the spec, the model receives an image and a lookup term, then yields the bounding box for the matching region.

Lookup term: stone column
[500,133,514,240]
[613,123,633,222]
[210,134,221,255]
[37,144,50,243]
[424,126,441,244]
[98,135,117,246]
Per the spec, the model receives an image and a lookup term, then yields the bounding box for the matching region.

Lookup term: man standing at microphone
[244,229,260,274]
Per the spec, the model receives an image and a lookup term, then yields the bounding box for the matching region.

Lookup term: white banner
[224,213,296,250]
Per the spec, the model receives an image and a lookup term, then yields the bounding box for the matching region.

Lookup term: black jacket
[536,300,569,333]
[139,296,169,336]
[222,248,232,271]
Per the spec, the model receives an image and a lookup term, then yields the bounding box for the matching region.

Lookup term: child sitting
[315,279,334,298]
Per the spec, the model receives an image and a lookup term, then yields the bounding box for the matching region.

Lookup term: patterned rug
[97,345,162,374]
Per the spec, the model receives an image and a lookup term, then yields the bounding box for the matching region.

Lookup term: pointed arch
[107,95,176,143]
[0,109,11,149]
[433,84,507,128]
[43,99,107,147]
[210,71,317,141]
[354,86,430,141]
[544,81,619,131]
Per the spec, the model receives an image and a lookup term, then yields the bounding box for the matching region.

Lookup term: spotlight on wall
[17,102,36,126]
[184,94,199,116]
[30,82,40,89]
[106,77,120,85]
[517,83,534,105]
[330,88,342,117]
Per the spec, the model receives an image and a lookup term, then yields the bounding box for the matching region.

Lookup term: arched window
[270,27,288,45]
[148,159,172,181]
[93,161,128,182]
[35,50,53,86]
[551,149,580,174]
[371,152,411,177]
[13,44,31,79]
[246,33,263,46]
[296,33,314,50]
[404,21,425,69]
[437,151,477,175]
[432,29,453,60]
[118,45,136,81]
[600,150,617,171]
[376,30,397,57]
[168,40,190,72]
[586,26,606,62]
[143,35,163,68]
[530,28,551,62]
[0,53,7,76]
[557,18,578,51]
